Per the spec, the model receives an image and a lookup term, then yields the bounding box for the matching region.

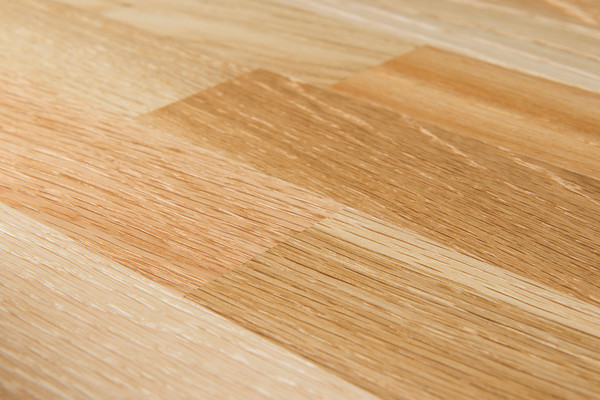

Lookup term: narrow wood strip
[326,0,600,61]
[144,69,600,305]
[333,46,600,179]
[190,208,600,400]
[0,74,339,292]
[280,0,600,91]
[0,0,246,116]
[0,203,374,400]
[485,0,600,27]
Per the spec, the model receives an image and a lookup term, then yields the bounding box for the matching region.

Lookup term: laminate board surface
[0,0,245,116]
[145,70,600,305]
[0,203,375,400]
[191,208,600,400]
[51,0,414,85]
[333,46,600,179]
[0,75,339,291]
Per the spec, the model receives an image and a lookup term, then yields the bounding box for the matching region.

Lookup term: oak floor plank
[0,0,246,116]
[51,0,414,85]
[281,0,600,91]
[333,46,600,180]
[144,69,600,305]
[190,208,600,400]
[0,74,339,292]
[0,203,375,400]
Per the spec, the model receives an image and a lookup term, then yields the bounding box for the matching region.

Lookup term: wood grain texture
[487,0,600,27]
[0,203,375,400]
[0,74,339,292]
[280,0,600,91]
[0,0,245,116]
[333,46,600,179]
[51,0,414,85]
[144,70,600,304]
[334,0,600,61]
[190,207,600,400]
[3,1,600,397]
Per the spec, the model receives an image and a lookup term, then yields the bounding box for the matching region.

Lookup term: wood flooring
[1,0,599,399]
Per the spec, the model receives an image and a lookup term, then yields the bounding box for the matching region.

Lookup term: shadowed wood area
[145,69,600,306]
[2,0,600,398]
[190,208,600,400]
[333,46,600,179]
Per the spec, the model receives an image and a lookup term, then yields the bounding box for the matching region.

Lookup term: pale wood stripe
[486,0,600,27]
[191,208,600,400]
[0,203,375,400]
[0,74,339,291]
[52,0,414,85]
[144,69,600,305]
[280,0,600,91]
[0,0,246,116]
[333,46,600,180]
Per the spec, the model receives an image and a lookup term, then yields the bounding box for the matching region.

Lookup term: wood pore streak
[190,208,600,400]
[0,203,376,400]
[333,46,600,180]
[145,69,600,304]
[0,0,246,116]
[0,75,340,292]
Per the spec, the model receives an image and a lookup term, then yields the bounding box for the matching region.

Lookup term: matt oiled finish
[146,70,600,304]
[333,46,600,179]
[0,76,339,291]
[0,203,375,400]
[191,208,600,400]
[3,0,600,398]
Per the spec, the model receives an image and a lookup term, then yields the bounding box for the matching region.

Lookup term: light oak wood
[0,73,339,292]
[333,46,600,179]
[191,207,600,400]
[145,69,600,305]
[0,203,375,400]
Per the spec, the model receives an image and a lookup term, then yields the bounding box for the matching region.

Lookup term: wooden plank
[333,46,600,179]
[190,208,600,400]
[0,74,339,292]
[279,0,600,91]
[144,70,600,304]
[51,0,414,85]
[0,203,375,400]
[0,0,246,116]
